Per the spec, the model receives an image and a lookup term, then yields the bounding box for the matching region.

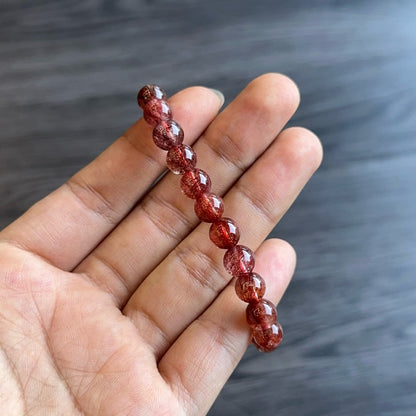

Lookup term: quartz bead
[137,84,167,108]
[166,144,197,174]
[223,245,255,277]
[138,84,283,354]
[246,298,277,329]
[153,120,184,150]
[194,193,224,222]
[143,99,172,127]
[180,169,211,199]
[209,217,240,249]
[252,322,283,352]
[235,272,266,303]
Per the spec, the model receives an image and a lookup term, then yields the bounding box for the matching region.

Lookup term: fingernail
[209,88,225,106]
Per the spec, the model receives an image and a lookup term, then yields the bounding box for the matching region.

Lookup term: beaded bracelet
[137,84,283,352]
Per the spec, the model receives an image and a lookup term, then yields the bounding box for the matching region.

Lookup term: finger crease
[203,130,247,174]
[65,179,120,226]
[195,315,241,359]
[173,245,228,295]
[86,252,130,304]
[235,181,277,225]
[0,239,55,267]
[141,192,195,243]
[121,134,163,170]
[159,360,199,415]
[134,307,171,354]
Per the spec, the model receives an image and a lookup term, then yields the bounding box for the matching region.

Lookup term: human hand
[0,74,322,415]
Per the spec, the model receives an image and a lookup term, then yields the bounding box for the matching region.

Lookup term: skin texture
[0,74,322,416]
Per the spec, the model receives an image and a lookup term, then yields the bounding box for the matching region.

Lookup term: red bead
[223,245,255,277]
[143,99,172,127]
[180,169,211,199]
[246,299,277,329]
[235,272,265,303]
[209,217,240,249]
[194,193,224,222]
[137,84,167,108]
[166,144,197,174]
[252,322,283,352]
[153,120,184,150]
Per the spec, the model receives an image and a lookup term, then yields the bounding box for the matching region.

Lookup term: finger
[123,127,323,357]
[77,73,301,305]
[0,87,223,270]
[159,239,296,416]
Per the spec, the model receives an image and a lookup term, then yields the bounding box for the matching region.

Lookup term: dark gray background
[1,1,415,415]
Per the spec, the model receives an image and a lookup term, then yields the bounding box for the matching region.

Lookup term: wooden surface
[1,1,416,415]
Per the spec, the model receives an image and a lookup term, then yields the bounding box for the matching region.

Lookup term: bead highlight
[194,193,224,222]
[180,169,211,199]
[166,144,197,174]
[209,217,240,249]
[153,120,184,150]
[246,299,277,329]
[252,322,283,352]
[137,84,167,108]
[235,272,266,303]
[143,99,172,127]
[223,245,255,277]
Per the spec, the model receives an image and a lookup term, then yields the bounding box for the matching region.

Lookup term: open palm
[0,74,322,415]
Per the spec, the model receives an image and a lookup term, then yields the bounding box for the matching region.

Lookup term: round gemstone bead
[137,84,282,353]
[252,322,283,352]
[209,217,240,249]
[143,99,172,127]
[153,120,184,150]
[235,272,266,303]
[166,144,197,174]
[246,298,277,329]
[194,193,224,222]
[223,245,255,277]
[180,169,211,199]
[137,84,167,108]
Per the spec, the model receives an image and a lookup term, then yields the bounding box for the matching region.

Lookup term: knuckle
[141,192,193,242]
[66,177,120,225]
[204,128,247,173]
[173,244,227,295]
[236,181,277,225]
